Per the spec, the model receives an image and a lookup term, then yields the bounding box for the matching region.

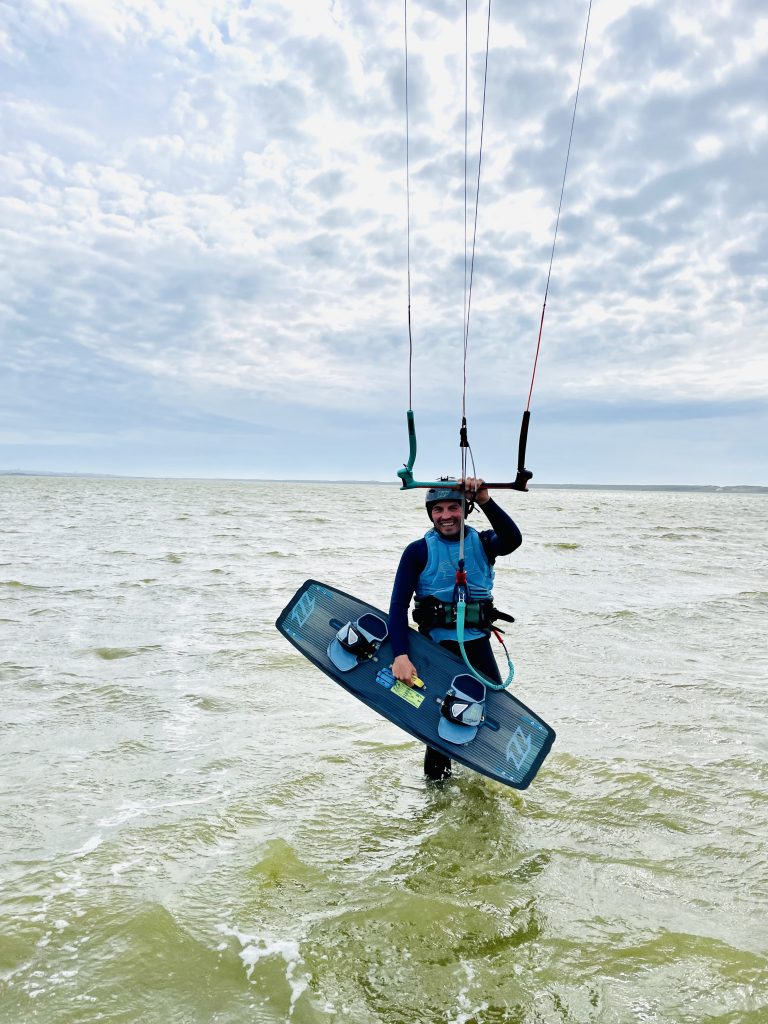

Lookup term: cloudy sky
[1,0,766,484]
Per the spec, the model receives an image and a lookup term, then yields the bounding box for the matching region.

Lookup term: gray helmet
[425,480,472,520]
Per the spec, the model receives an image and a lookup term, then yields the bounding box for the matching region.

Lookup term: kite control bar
[397,409,532,492]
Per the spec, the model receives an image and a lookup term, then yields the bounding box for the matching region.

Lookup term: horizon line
[1,471,766,492]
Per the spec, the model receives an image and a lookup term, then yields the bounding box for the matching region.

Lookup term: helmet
[425,479,472,520]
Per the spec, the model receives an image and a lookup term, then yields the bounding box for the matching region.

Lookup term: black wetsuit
[389,499,522,780]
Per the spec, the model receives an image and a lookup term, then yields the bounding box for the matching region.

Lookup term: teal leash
[455,602,514,691]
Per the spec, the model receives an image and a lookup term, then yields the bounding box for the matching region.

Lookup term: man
[389,477,523,780]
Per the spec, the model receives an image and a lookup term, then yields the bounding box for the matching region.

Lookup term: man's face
[430,500,464,538]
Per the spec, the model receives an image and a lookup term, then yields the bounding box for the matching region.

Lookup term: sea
[1,476,766,1024]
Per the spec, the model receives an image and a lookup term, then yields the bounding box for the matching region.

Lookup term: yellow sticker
[392,681,425,708]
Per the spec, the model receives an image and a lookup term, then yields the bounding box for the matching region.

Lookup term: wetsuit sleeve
[389,539,428,656]
[476,497,523,562]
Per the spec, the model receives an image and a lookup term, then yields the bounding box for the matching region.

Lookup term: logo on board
[505,727,532,770]
[291,592,316,628]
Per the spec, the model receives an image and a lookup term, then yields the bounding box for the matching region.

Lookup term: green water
[1,477,766,1023]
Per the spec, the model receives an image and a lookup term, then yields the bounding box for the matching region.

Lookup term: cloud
[0,0,766,481]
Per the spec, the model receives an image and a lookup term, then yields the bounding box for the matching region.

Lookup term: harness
[412,595,514,632]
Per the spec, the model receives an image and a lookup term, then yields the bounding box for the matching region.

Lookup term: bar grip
[397,409,418,488]
[512,410,533,491]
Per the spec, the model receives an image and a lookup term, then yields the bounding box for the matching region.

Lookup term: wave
[7,897,237,1011]
[52,682,160,711]
[579,609,641,623]
[87,645,163,661]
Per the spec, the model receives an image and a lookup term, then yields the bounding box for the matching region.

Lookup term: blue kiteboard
[275,579,555,790]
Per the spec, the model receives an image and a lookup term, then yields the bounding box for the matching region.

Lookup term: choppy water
[1,476,766,1024]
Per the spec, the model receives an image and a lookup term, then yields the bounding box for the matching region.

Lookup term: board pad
[275,579,555,790]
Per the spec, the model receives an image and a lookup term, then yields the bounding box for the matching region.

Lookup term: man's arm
[477,496,523,561]
[389,538,427,682]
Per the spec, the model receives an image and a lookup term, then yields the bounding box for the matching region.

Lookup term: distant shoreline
[2,471,766,493]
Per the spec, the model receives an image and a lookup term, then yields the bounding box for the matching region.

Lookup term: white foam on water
[36,869,89,930]
[72,834,103,858]
[449,961,489,1024]
[98,802,151,828]
[217,924,309,1018]
[97,792,221,829]
[109,857,146,879]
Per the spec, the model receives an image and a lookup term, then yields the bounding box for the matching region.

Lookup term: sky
[0,0,766,485]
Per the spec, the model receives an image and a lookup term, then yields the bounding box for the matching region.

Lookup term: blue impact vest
[415,527,495,643]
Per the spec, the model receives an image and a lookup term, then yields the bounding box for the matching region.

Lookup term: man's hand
[392,654,419,687]
[461,476,490,505]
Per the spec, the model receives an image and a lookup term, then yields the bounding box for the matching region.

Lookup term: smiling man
[389,477,523,780]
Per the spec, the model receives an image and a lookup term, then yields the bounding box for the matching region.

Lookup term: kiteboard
[275,579,555,790]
